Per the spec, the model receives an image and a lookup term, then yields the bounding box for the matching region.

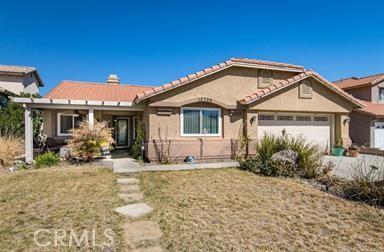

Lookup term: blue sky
[1,0,383,95]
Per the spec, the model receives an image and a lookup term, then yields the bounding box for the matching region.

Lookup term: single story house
[335,73,384,149]
[0,65,43,106]
[15,58,364,163]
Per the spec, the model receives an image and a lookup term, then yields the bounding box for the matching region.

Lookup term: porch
[14,97,145,163]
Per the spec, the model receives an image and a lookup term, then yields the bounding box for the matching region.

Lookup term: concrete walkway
[111,157,240,174]
[322,154,384,180]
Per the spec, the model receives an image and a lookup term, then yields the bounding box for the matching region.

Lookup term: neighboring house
[15,58,363,163]
[0,65,43,106]
[335,74,384,149]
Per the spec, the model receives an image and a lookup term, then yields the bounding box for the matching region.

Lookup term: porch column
[24,105,33,163]
[88,108,94,129]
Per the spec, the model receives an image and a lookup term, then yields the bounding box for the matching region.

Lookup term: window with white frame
[57,113,79,136]
[181,107,221,136]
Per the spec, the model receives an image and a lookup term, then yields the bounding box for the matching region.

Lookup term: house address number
[197,97,212,102]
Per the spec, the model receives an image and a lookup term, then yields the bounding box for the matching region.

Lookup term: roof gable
[240,71,364,108]
[134,57,304,103]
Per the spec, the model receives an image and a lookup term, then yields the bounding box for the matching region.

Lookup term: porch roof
[12,97,145,111]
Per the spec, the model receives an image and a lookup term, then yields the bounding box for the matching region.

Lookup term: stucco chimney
[107,74,120,85]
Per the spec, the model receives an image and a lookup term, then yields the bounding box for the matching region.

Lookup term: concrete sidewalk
[110,157,240,174]
[322,154,384,179]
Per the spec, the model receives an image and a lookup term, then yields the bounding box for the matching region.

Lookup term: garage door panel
[374,122,384,150]
[258,114,331,148]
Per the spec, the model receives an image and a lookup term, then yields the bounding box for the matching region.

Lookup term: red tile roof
[134,57,304,102]
[357,100,384,118]
[334,73,384,90]
[239,70,364,108]
[44,81,152,102]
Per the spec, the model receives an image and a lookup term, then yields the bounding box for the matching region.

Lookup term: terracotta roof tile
[44,81,152,102]
[334,73,384,90]
[357,100,384,118]
[230,57,304,70]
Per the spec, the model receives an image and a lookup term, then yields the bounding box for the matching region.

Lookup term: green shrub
[35,152,60,168]
[130,119,145,160]
[241,134,322,178]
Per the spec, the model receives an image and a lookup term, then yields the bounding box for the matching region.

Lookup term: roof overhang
[1,68,44,87]
[12,97,144,111]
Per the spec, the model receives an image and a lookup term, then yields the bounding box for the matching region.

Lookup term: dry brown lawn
[0,165,125,251]
[140,168,384,251]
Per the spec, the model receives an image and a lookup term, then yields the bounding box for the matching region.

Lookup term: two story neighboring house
[0,65,44,106]
[335,73,384,149]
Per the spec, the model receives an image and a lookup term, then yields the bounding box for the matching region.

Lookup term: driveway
[322,154,384,180]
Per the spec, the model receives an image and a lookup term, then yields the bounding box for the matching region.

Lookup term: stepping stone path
[114,203,153,218]
[115,175,163,251]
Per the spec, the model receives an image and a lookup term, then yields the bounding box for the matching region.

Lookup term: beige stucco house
[15,58,363,163]
[0,65,43,106]
[335,74,384,149]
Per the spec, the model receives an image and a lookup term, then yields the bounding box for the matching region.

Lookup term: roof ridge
[230,57,304,70]
[0,64,35,69]
[336,72,384,82]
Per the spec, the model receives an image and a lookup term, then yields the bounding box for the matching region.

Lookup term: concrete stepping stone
[119,192,144,202]
[114,203,153,218]
[131,246,163,252]
[124,221,161,248]
[117,178,139,185]
[120,184,140,193]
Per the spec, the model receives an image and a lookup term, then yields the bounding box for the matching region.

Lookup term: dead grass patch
[140,168,384,251]
[0,165,125,251]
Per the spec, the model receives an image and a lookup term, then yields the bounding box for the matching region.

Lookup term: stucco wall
[349,111,372,146]
[0,74,39,95]
[148,67,296,107]
[248,80,354,113]
[345,86,372,101]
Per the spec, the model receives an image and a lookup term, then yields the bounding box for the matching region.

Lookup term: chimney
[107,74,120,85]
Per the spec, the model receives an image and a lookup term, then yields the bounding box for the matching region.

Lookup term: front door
[115,118,129,148]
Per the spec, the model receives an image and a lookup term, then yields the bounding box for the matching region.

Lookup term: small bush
[35,152,60,168]
[130,119,145,160]
[241,134,322,179]
[341,163,384,206]
[0,136,24,167]
[67,121,114,161]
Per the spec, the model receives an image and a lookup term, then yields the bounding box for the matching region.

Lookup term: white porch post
[24,105,33,163]
[88,108,94,129]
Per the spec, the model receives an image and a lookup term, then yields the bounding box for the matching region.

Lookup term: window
[379,88,384,101]
[299,81,312,98]
[296,116,311,121]
[259,70,273,88]
[181,107,221,136]
[259,115,274,121]
[277,115,294,121]
[57,113,79,136]
[314,116,328,122]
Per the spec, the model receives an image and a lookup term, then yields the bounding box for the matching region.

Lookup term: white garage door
[374,122,384,150]
[258,113,331,148]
